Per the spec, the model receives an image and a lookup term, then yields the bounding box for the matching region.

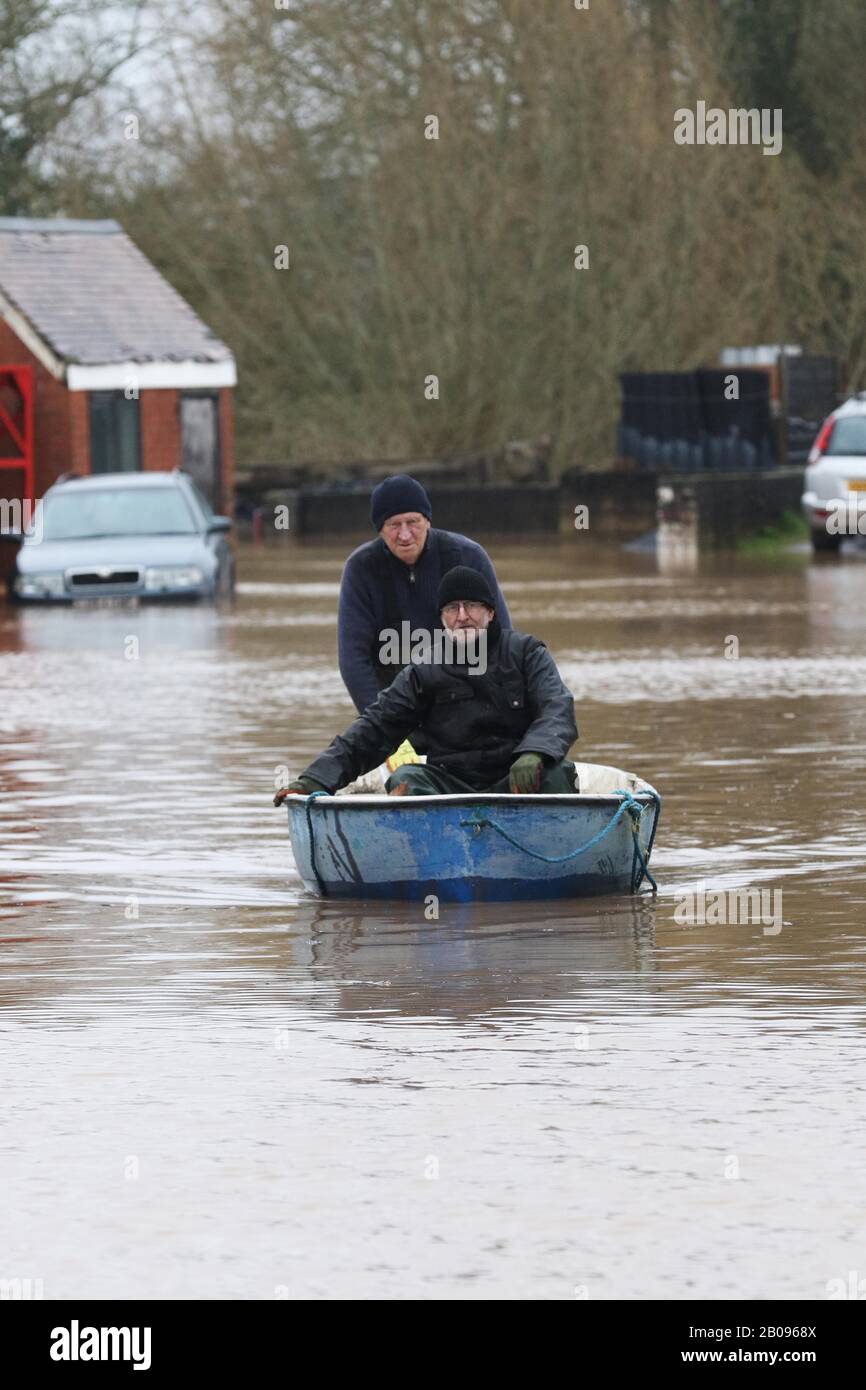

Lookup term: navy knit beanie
[437,565,495,611]
[370,474,432,530]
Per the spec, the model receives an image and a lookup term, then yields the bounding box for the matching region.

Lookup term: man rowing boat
[276,566,578,801]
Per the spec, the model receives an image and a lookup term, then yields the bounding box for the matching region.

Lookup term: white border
[67,360,236,391]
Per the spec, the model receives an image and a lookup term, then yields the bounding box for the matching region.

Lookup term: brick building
[0,217,236,511]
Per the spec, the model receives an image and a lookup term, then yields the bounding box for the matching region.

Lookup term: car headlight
[14,572,65,598]
[144,566,205,591]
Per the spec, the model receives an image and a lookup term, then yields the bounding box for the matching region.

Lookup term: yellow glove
[385,740,420,773]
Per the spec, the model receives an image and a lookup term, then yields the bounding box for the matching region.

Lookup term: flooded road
[2,536,866,1300]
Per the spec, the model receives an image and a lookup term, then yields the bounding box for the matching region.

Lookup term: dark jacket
[305,621,577,792]
[337,527,511,714]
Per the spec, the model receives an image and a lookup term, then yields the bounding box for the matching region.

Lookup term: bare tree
[51,0,866,467]
[0,0,154,214]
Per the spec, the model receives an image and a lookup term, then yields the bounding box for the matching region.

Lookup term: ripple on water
[1,545,866,1298]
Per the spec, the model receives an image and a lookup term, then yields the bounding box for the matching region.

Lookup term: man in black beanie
[337,473,511,714]
[279,566,578,799]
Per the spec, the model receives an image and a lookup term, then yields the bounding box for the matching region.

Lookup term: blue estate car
[13,470,234,603]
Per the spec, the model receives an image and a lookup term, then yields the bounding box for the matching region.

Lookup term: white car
[12,470,235,602]
[802,396,866,552]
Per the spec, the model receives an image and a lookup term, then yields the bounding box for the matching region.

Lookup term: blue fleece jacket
[337,528,512,713]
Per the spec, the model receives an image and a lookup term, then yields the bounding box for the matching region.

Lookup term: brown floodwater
[1,534,866,1300]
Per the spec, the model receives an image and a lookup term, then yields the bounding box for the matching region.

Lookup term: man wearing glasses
[337,474,511,714]
[280,566,578,799]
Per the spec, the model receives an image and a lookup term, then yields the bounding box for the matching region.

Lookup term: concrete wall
[561,470,658,540]
[657,469,804,546]
[242,469,804,547]
[263,484,562,536]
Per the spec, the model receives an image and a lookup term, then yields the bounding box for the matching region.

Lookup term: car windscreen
[40,488,198,541]
[825,417,866,456]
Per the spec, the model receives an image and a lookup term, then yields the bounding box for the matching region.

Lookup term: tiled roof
[0,217,233,367]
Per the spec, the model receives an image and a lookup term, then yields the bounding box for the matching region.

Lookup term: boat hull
[285,769,660,902]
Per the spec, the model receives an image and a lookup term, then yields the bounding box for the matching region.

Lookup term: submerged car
[13,470,234,602]
[802,397,866,552]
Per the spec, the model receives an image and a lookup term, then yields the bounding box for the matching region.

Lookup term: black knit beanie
[437,565,495,611]
[370,474,432,530]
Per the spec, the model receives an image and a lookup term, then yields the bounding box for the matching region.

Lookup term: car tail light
[808,416,835,463]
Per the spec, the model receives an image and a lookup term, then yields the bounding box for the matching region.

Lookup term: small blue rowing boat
[285,762,661,902]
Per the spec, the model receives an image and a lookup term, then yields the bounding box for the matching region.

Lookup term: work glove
[273,776,328,806]
[508,752,543,794]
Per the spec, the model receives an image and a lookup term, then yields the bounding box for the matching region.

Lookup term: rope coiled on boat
[460,790,660,894]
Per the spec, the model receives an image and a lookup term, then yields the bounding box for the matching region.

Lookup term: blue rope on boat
[614,789,661,895]
[304,790,330,897]
[460,790,660,894]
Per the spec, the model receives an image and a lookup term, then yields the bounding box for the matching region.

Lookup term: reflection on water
[2,539,866,1299]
